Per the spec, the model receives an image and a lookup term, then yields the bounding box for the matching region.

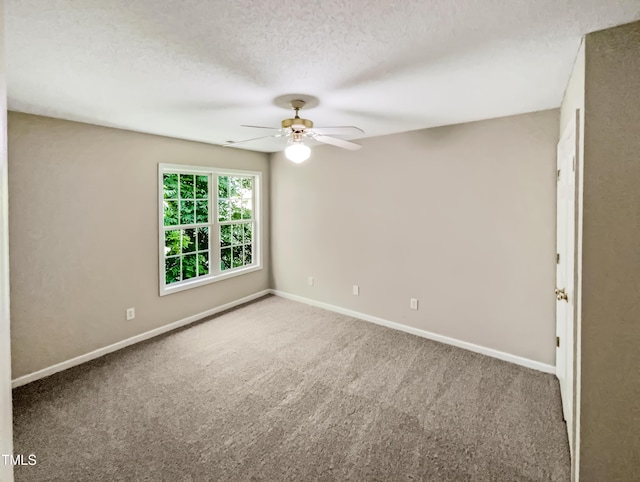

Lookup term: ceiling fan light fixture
[284,142,311,163]
[230,96,363,154]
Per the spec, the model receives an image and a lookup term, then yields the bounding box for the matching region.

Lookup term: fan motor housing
[282,117,313,130]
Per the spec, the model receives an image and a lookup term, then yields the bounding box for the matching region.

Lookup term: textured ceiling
[6,0,640,152]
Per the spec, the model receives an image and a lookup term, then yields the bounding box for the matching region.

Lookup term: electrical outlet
[410,298,418,310]
[126,307,135,320]
[353,285,359,296]
[308,277,314,286]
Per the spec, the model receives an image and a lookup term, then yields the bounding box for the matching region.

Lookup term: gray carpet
[12,295,570,481]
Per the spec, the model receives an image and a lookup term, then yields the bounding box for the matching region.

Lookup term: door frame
[0,0,14,479]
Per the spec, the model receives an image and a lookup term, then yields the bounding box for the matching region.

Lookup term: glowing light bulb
[284,142,311,163]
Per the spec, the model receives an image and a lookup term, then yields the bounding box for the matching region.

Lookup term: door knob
[555,288,568,302]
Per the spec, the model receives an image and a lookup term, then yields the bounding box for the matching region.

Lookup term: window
[159,164,261,295]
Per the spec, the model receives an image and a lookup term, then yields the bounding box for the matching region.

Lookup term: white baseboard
[270,290,555,374]
[11,289,271,388]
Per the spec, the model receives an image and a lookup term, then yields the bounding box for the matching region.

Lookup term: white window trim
[158,163,262,296]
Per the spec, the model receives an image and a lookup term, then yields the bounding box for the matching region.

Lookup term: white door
[556,115,576,455]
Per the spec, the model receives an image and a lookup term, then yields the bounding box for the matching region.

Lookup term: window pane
[164,200,179,226]
[243,244,252,265]
[196,175,208,199]
[220,224,231,247]
[164,230,181,256]
[220,248,232,271]
[232,246,243,268]
[232,223,243,245]
[241,177,253,193]
[218,199,230,222]
[182,229,196,253]
[180,174,195,199]
[180,200,195,224]
[163,173,178,199]
[198,252,209,276]
[242,199,253,220]
[231,198,242,220]
[182,253,197,280]
[243,223,253,244]
[218,176,229,199]
[165,257,181,284]
[197,227,209,251]
[229,177,241,197]
[196,200,208,224]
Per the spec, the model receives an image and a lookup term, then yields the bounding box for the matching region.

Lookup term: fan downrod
[282,99,313,131]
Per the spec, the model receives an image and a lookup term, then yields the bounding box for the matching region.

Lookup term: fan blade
[224,134,283,147]
[313,135,362,150]
[241,124,281,130]
[311,126,364,135]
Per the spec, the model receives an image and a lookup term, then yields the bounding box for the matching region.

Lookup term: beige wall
[8,113,270,378]
[579,21,640,481]
[271,109,559,365]
[0,0,15,479]
[559,40,585,479]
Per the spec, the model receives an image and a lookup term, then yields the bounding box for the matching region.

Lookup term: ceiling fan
[224,99,364,163]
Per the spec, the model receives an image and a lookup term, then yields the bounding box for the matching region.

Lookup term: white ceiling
[6,0,640,152]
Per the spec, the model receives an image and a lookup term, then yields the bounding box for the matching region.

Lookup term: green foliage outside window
[163,172,256,286]
[218,176,253,272]
[163,173,210,285]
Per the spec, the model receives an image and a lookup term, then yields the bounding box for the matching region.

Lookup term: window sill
[159,264,263,296]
